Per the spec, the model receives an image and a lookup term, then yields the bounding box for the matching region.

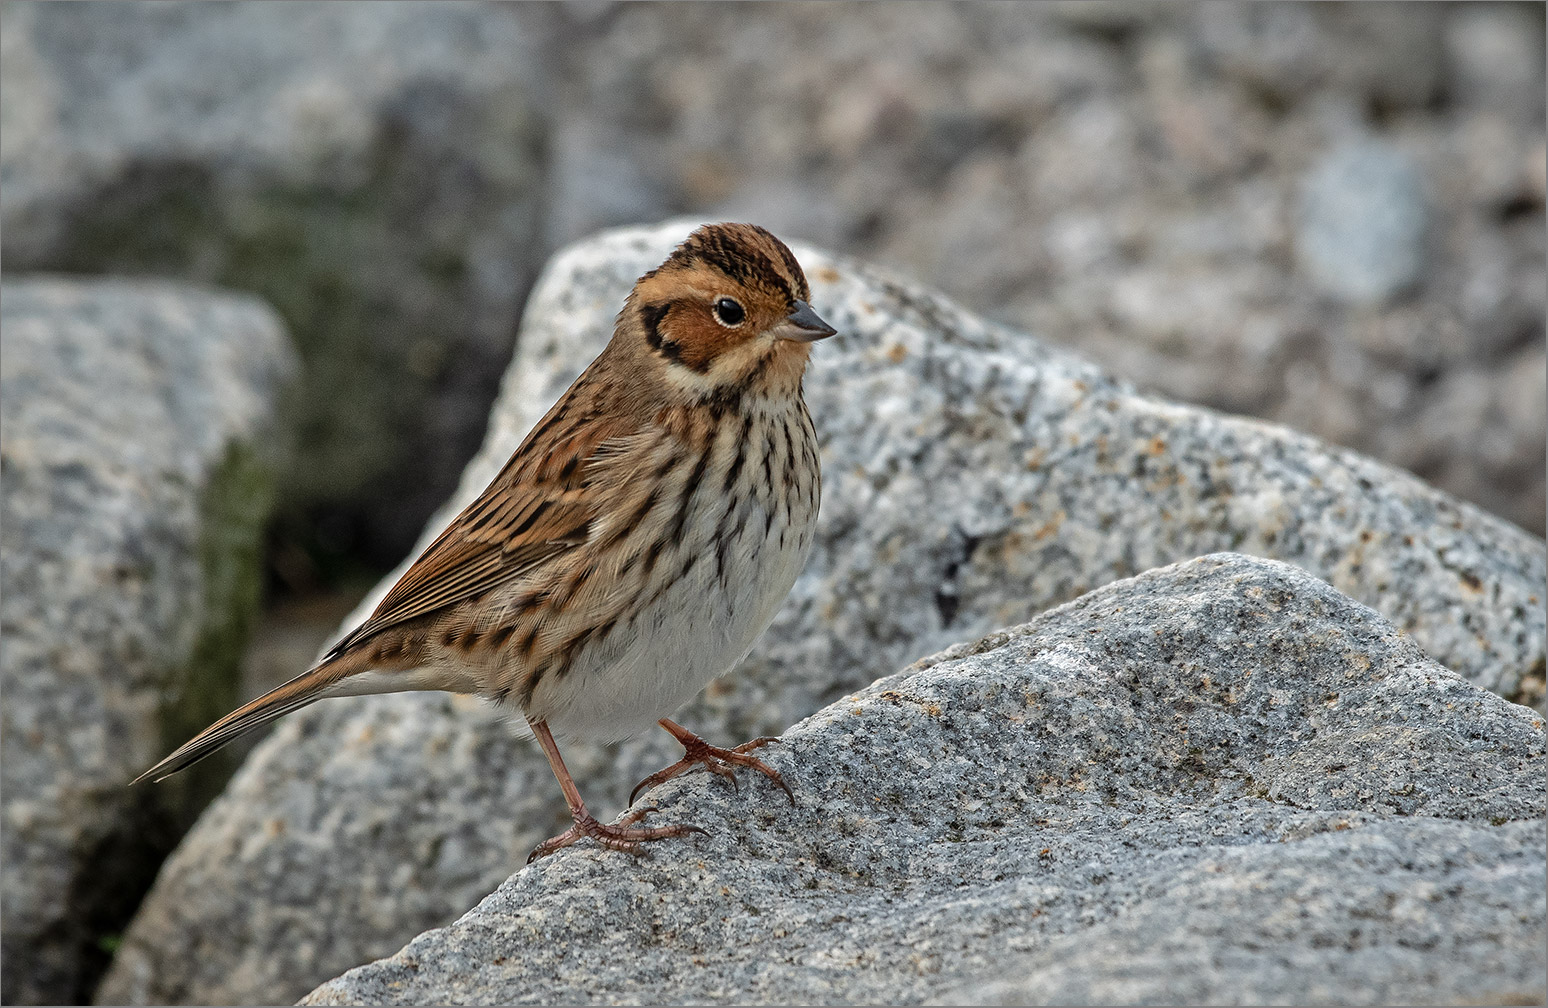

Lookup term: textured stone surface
[0,0,549,564]
[0,279,294,1006]
[1297,140,1428,303]
[302,554,1547,1006]
[102,225,1545,1006]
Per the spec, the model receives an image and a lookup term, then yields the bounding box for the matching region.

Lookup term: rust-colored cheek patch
[667,310,743,373]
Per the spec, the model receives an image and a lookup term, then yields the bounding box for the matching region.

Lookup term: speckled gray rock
[102,225,1545,1006]
[534,1,1546,535]
[301,554,1546,1006]
[0,278,294,1006]
[0,0,549,561]
[7,3,1542,547]
[1297,141,1429,303]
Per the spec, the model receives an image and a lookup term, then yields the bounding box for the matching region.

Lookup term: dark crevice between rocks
[30,105,537,585]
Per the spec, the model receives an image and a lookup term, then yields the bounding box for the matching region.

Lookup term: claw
[629,720,796,806]
[527,808,705,863]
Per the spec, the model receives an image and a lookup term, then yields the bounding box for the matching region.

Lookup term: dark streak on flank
[515,625,541,662]
[716,493,754,587]
[722,411,754,495]
[760,427,777,502]
[641,536,668,576]
[551,616,616,683]
[518,659,551,706]
[668,445,713,547]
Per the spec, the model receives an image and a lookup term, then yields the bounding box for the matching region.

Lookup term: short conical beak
[777,300,837,342]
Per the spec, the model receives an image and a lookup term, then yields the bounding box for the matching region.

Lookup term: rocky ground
[0,2,1543,1006]
[96,225,1545,1006]
[301,554,1546,1007]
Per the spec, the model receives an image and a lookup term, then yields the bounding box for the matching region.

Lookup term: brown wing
[324,377,636,661]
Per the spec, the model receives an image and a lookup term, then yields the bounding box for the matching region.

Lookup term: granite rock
[0,278,294,1005]
[1297,140,1429,303]
[535,1,1546,534]
[5,1,1541,548]
[302,554,1547,1006]
[101,225,1546,1005]
[0,0,550,564]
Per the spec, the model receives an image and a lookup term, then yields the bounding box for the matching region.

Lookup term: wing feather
[325,376,639,660]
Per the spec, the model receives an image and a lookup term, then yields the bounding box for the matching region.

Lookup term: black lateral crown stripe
[767,236,809,301]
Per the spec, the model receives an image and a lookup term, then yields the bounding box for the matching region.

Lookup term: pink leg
[527,718,702,863]
[629,718,795,805]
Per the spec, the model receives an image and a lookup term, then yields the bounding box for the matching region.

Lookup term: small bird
[136,223,835,861]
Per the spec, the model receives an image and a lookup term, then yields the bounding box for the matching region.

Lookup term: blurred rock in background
[0,0,551,578]
[3,1,1542,577]
[540,1,1546,536]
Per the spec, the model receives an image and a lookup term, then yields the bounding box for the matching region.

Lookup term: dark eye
[712,297,745,327]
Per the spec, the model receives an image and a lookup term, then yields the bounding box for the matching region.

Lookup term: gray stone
[0,278,294,1005]
[3,2,1542,540]
[101,225,1545,1006]
[0,0,550,562]
[524,1,1545,535]
[1297,140,1429,303]
[301,554,1547,1006]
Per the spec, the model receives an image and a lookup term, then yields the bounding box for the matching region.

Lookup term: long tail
[133,653,373,784]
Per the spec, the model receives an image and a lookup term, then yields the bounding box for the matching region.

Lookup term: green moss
[156,439,277,821]
[48,136,465,572]
[79,442,284,1002]
[56,158,413,509]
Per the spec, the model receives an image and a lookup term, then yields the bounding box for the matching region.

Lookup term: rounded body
[531,402,819,740]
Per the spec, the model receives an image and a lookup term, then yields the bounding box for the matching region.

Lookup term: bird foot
[527,807,704,863]
[630,731,795,805]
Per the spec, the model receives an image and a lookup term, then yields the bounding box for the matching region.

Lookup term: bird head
[623,223,836,403]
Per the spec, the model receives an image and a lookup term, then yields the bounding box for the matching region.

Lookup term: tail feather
[133,661,352,785]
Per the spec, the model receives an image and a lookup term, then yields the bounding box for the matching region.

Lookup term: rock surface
[0,278,294,1005]
[538,1,1547,535]
[1297,140,1428,303]
[301,554,1547,1006]
[0,0,550,564]
[99,225,1546,1006]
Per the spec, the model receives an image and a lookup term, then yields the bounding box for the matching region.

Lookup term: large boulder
[302,554,1546,1006]
[0,278,295,1005]
[538,2,1547,535]
[98,224,1545,1005]
[0,0,549,565]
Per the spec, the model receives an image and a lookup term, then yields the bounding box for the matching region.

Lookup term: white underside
[527,489,813,742]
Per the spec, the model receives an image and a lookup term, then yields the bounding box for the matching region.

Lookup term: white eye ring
[712,297,746,328]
